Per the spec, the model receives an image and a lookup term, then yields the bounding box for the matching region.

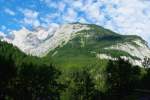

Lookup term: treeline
[0,55,63,100]
[1,41,150,100]
[0,42,63,100]
[1,57,150,100]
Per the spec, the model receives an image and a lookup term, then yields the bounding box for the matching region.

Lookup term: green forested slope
[0,41,149,100]
[46,24,143,68]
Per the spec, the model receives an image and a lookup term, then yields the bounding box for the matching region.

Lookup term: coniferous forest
[0,41,150,100]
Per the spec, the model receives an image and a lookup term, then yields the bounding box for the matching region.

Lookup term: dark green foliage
[142,57,150,68]
[9,63,62,100]
[0,41,62,100]
[140,68,150,90]
[62,69,97,100]
[0,53,17,99]
[106,58,141,100]
[95,35,122,41]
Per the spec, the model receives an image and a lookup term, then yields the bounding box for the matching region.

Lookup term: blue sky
[0,0,150,44]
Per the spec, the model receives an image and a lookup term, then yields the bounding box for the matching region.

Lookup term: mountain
[1,23,150,67]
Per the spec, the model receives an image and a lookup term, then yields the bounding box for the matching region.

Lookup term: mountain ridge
[1,23,150,67]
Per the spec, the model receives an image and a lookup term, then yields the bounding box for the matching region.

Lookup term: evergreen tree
[106,58,141,99]
[0,55,17,99]
[66,69,96,100]
[10,63,62,100]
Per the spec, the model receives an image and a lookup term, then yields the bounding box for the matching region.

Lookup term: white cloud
[41,0,57,8]
[20,9,40,27]
[78,17,88,24]
[23,9,39,18]
[84,2,101,21]
[63,8,77,22]
[101,0,150,44]
[0,25,6,31]
[71,0,83,9]
[5,0,150,45]
[58,2,66,12]
[41,13,59,23]
[61,0,150,45]
[0,31,6,39]
[4,8,15,16]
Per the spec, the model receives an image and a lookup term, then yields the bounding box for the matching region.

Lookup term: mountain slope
[2,24,89,56]
[1,23,150,67]
[46,24,150,67]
